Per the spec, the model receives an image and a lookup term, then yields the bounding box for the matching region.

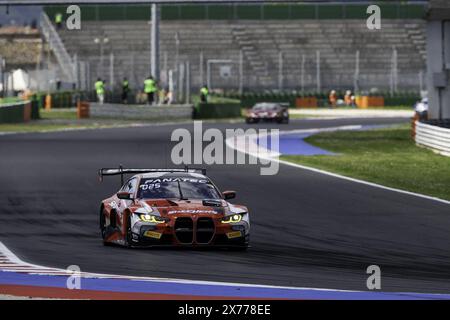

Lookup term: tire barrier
[77,101,90,119]
[296,97,318,108]
[355,96,385,108]
[226,92,418,109]
[415,119,450,157]
[0,100,36,124]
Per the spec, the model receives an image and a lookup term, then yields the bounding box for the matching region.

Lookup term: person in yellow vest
[55,12,63,30]
[200,85,209,103]
[95,78,105,104]
[143,75,157,105]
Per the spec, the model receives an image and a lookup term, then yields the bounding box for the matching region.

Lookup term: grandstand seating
[57,19,426,92]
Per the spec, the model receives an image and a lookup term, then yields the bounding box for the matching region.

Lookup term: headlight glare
[140,214,165,224]
[221,214,243,224]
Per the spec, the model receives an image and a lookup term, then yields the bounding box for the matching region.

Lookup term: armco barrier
[195,103,241,119]
[90,103,194,120]
[415,120,450,157]
[0,100,33,124]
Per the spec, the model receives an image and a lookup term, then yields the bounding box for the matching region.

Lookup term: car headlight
[139,214,165,224]
[221,214,243,224]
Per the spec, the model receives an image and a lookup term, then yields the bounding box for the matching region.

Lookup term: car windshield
[253,104,278,111]
[137,177,221,200]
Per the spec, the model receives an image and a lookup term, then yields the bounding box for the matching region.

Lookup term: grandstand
[45,3,427,93]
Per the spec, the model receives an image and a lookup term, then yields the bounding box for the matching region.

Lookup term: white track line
[225,125,450,205]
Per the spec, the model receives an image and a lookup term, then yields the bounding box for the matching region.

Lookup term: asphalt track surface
[1,117,450,294]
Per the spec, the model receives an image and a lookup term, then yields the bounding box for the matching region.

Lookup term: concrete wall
[427,1,450,119]
[90,103,193,120]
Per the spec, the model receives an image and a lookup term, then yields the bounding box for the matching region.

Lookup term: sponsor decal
[143,178,209,184]
[168,209,217,214]
[144,231,162,239]
[226,231,242,239]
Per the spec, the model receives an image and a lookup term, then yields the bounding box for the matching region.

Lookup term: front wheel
[99,207,106,240]
[125,213,133,248]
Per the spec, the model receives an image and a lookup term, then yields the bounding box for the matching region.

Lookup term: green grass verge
[0,97,24,106]
[40,108,77,120]
[0,123,100,133]
[281,124,450,201]
[0,108,127,133]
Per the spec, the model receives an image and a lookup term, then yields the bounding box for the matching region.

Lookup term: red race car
[245,102,289,124]
[98,167,250,250]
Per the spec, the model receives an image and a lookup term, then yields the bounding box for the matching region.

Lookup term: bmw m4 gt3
[98,167,250,250]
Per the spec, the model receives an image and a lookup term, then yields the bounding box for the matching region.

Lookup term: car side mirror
[117,191,133,200]
[222,190,236,200]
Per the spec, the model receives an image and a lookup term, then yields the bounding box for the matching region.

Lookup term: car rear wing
[279,102,290,109]
[98,165,207,185]
[250,102,290,109]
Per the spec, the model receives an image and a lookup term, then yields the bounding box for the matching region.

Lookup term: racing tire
[125,213,133,248]
[100,208,113,246]
[99,207,106,240]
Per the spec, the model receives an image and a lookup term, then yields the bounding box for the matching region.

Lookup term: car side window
[121,178,137,194]
[128,178,138,195]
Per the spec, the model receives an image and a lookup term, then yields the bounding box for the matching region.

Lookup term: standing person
[200,85,209,103]
[329,90,337,108]
[121,77,130,104]
[143,75,157,105]
[414,98,428,121]
[344,90,353,106]
[95,78,105,104]
[55,12,63,30]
